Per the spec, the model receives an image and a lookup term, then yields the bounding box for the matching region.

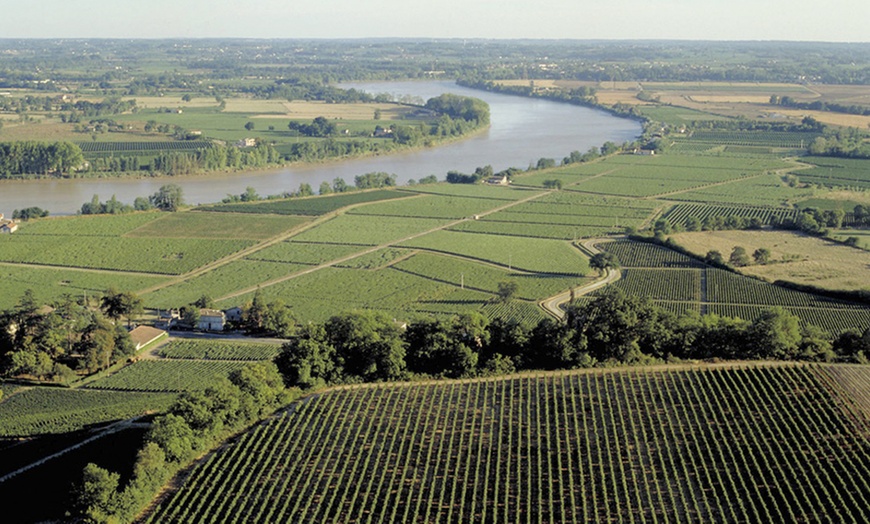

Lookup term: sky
[0,0,867,42]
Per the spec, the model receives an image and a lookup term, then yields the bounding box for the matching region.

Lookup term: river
[0,81,641,215]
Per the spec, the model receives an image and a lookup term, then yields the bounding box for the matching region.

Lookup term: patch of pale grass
[670,230,870,292]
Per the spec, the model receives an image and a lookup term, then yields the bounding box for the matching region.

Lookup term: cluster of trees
[0,141,85,178]
[446,165,520,184]
[11,207,49,220]
[703,246,771,268]
[654,207,847,239]
[354,171,396,189]
[80,194,153,215]
[425,93,490,126]
[150,142,281,176]
[808,130,870,159]
[771,95,870,117]
[287,116,337,137]
[276,290,870,390]
[0,289,143,381]
[73,361,295,523]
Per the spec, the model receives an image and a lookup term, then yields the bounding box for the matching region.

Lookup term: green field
[144,364,870,523]
[197,190,412,216]
[399,230,590,275]
[0,235,254,275]
[125,212,309,240]
[157,339,282,361]
[0,388,176,437]
[0,264,169,309]
[84,360,251,393]
[291,215,450,245]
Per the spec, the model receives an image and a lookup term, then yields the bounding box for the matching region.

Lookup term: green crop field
[157,339,282,361]
[144,364,870,523]
[290,215,450,246]
[0,264,169,309]
[399,230,589,275]
[597,240,704,268]
[392,251,590,302]
[84,360,251,393]
[143,259,310,309]
[662,203,801,228]
[406,184,540,201]
[0,235,254,275]
[197,190,412,216]
[335,247,413,269]
[347,194,503,219]
[793,157,870,190]
[705,268,863,310]
[604,268,702,302]
[449,220,616,240]
[670,174,815,206]
[244,241,365,266]
[0,388,176,437]
[13,213,163,237]
[125,212,309,240]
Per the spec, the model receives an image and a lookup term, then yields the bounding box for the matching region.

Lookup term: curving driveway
[539,238,622,320]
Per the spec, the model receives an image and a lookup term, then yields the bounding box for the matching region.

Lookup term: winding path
[539,238,622,319]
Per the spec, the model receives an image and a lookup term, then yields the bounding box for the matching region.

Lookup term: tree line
[275,289,870,390]
[72,360,295,523]
[0,141,85,178]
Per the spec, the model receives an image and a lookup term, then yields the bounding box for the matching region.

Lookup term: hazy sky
[0,0,867,42]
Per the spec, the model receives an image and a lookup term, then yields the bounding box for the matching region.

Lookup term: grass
[669,230,870,292]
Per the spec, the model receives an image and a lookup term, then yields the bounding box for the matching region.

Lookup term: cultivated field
[669,230,870,292]
[144,364,870,523]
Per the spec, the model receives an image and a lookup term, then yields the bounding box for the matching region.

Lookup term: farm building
[224,307,244,323]
[486,175,510,185]
[198,309,226,332]
[129,326,167,351]
[0,218,18,234]
[236,138,257,148]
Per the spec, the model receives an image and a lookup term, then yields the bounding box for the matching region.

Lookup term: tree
[730,246,751,267]
[753,248,771,265]
[496,281,519,303]
[705,250,725,266]
[748,307,802,360]
[319,181,332,195]
[133,196,152,211]
[654,218,672,236]
[78,317,116,372]
[149,184,184,211]
[72,463,120,523]
[147,413,196,462]
[590,252,620,273]
[244,121,255,131]
[685,216,702,231]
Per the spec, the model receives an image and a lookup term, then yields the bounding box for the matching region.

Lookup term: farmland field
[144,364,870,523]
[157,339,282,361]
[290,214,450,245]
[670,174,815,206]
[84,360,251,393]
[0,264,169,309]
[125,211,309,240]
[245,241,365,266]
[399,230,590,275]
[196,190,412,216]
[143,259,311,309]
[0,235,254,275]
[793,157,870,190]
[670,230,870,292]
[347,194,502,219]
[662,203,801,228]
[0,388,176,437]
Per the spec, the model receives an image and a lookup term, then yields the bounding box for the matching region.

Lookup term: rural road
[540,238,622,319]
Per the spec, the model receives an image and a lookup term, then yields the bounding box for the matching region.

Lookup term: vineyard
[290,215,450,245]
[144,364,870,523]
[84,360,250,393]
[595,240,703,268]
[125,212,309,240]
[596,239,870,333]
[792,157,870,190]
[197,190,411,216]
[156,339,282,361]
[662,203,801,228]
[676,130,821,148]
[76,141,212,153]
[669,174,815,206]
[0,388,176,437]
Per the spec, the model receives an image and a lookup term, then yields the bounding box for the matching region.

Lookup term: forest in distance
[1,38,870,524]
